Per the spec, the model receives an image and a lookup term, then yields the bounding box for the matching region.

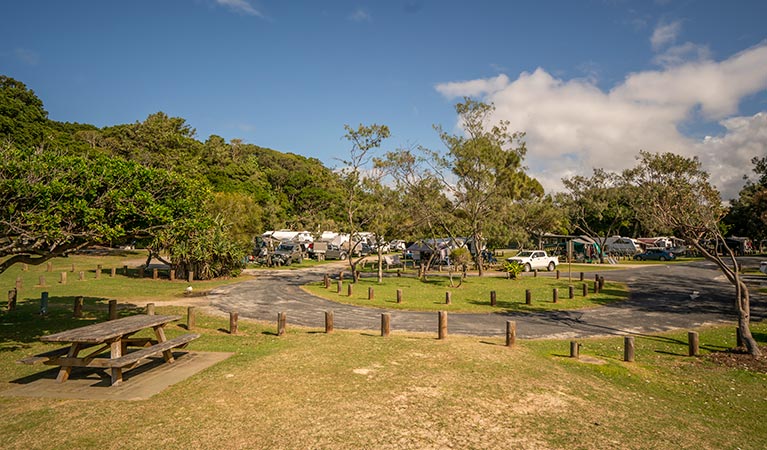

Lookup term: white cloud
[434,43,767,200]
[349,8,371,22]
[653,42,711,67]
[14,48,39,65]
[215,0,263,17]
[650,20,681,50]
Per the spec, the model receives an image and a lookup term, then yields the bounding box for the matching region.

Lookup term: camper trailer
[603,236,641,256]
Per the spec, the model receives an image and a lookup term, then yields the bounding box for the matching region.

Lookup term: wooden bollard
[39,275,46,287]
[624,336,635,362]
[70,263,75,272]
[688,331,699,356]
[153,268,158,280]
[108,299,117,320]
[187,306,196,330]
[15,277,22,291]
[46,261,52,272]
[506,320,516,347]
[325,311,334,333]
[22,263,28,271]
[188,271,194,283]
[123,265,129,275]
[60,272,67,284]
[79,271,85,281]
[7,288,17,311]
[368,287,374,300]
[110,267,116,278]
[552,288,558,304]
[582,283,588,297]
[170,269,175,281]
[73,296,83,318]
[397,269,401,277]
[570,341,580,358]
[445,291,451,305]
[534,269,538,278]
[525,289,531,305]
[229,311,239,334]
[556,270,560,280]
[96,264,102,279]
[347,283,353,297]
[396,289,402,304]
[277,312,286,336]
[490,291,496,307]
[40,292,49,315]
[438,311,447,340]
[569,285,574,299]
[337,280,342,294]
[381,313,391,337]
[338,271,344,281]
[324,273,330,288]
[579,272,584,281]
[593,280,599,293]
[146,303,155,315]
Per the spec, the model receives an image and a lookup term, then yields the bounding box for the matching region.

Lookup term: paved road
[209,259,767,338]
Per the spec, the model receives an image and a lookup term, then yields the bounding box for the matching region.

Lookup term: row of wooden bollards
[568,331,712,362]
[25,264,196,287]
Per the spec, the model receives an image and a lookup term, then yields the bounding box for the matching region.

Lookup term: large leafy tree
[0,144,207,274]
[0,76,50,149]
[724,156,767,245]
[560,168,634,262]
[625,151,761,356]
[432,98,541,275]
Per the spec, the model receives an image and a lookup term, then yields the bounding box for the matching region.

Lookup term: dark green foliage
[724,156,767,243]
[0,76,49,149]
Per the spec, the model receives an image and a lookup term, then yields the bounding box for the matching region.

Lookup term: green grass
[0,303,765,449]
[0,251,254,306]
[304,272,627,313]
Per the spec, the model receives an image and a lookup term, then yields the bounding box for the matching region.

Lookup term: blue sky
[2,0,766,199]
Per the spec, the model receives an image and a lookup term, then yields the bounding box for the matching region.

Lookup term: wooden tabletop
[40,315,181,344]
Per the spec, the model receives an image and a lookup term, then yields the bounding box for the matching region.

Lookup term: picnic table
[20,314,199,386]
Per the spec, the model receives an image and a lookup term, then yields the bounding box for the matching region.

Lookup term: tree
[560,169,633,262]
[339,123,390,280]
[432,98,541,275]
[0,76,50,149]
[506,196,567,250]
[724,156,767,246]
[625,151,761,356]
[0,144,208,275]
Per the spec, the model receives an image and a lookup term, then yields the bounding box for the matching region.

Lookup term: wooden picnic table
[28,314,199,386]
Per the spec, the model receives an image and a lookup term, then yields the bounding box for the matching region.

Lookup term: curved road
[209,259,767,338]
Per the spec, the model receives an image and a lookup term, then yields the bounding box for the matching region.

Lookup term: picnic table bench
[19,314,199,386]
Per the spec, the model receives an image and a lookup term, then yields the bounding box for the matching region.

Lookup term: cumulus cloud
[349,8,371,22]
[215,0,263,17]
[434,43,767,200]
[651,20,681,50]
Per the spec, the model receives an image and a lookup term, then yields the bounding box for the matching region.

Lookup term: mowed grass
[1,303,765,449]
[304,272,627,313]
[0,251,254,306]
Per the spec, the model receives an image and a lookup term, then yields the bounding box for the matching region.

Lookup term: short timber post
[108,299,117,320]
[624,336,635,362]
[396,289,403,304]
[188,271,194,283]
[324,273,330,289]
[277,312,287,336]
[506,320,516,347]
[73,296,83,318]
[15,277,22,292]
[525,289,531,305]
[40,292,49,315]
[552,288,558,304]
[490,290,496,307]
[445,291,451,305]
[39,275,46,287]
[229,311,239,334]
[7,288,17,311]
[579,272,584,281]
[688,331,699,357]
[570,341,580,359]
[368,287,374,300]
[110,267,116,278]
[96,264,102,279]
[556,270,560,280]
[582,283,588,297]
[337,280,342,294]
[534,269,538,278]
[46,262,52,272]
[438,311,447,340]
[78,271,85,281]
[569,285,574,299]
[347,283,353,297]
[338,271,344,281]
[60,272,67,285]
[123,265,129,276]
[187,306,196,330]
[153,268,158,280]
[325,311,334,333]
[146,303,155,315]
[381,313,391,337]
[169,269,175,281]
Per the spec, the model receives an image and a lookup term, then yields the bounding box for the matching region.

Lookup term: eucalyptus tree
[724,156,767,245]
[431,98,541,275]
[625,151,761,356]
[339,123,390,279]
[560,168,634,262]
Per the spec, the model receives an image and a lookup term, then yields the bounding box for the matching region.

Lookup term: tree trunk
[377,247,383,283]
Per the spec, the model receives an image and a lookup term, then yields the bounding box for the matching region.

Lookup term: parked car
[506,250,558,272]
[389,240,407,251]
[271,241,303,266]
[325,244,348,260]
[633,248,676,261]
[759,261,767,275]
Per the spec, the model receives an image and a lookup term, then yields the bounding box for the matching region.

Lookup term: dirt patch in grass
[706,345,767,373]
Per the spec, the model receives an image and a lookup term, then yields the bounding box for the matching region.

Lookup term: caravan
[603,236,641,256]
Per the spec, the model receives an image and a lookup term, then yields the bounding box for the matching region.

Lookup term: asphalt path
[209,259,767,339]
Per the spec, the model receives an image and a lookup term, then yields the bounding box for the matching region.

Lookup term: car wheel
[340,253,347,260]
[547,262,555,271]
[659,256,666,261]
[523,263,531,272]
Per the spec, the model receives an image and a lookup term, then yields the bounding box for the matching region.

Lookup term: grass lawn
[1,302,765,449]
[0,251,254,307]
[304,273,628,313]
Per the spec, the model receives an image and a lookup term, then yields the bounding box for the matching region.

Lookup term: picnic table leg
[153,325,174,363]
[110,340,123,386]
[55,343,82,383]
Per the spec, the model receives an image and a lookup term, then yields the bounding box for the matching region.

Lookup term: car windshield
[277,244,294,251]
[516,251,533,257]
